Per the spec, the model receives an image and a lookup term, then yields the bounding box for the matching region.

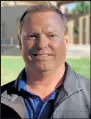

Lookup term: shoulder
[74,73,90,103]
[75,73,90,90]
[1,80,16,94]
[1,68,26,94]
[65,62,90,97]
[66,62,90,91]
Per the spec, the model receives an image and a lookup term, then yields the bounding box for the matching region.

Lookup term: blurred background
[1,1,90,85]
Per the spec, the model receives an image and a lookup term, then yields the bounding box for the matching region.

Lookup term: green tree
[72,1,90,14]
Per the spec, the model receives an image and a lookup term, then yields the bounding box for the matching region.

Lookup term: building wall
[79,15,90,44]
[67,20,74,44]
[67,14,90,45]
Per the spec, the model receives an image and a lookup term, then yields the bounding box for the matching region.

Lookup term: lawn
[1,56,90,85]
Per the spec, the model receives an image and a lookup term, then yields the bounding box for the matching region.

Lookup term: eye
[48,34,55,37]
[48,34,58,40]
[27,34,39,40]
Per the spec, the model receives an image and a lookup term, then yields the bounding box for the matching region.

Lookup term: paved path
[67,45,90,58]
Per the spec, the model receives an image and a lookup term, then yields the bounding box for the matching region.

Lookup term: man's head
[18,3,69,73]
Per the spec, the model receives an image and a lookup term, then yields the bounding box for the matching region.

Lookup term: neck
[25,63,65,100]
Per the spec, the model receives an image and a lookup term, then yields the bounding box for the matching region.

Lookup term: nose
[36,34,49,50]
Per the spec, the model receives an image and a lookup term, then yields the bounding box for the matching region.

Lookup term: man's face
[20,11,68,72]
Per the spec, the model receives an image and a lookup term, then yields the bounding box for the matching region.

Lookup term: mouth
[32,53,52,56]
[31,53,53,60]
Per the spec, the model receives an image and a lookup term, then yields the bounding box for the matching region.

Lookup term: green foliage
[73,26,79,35]
[72,1,90,14]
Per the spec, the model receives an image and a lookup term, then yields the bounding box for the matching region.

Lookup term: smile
[32,54,49,56]
[32,53,53,61]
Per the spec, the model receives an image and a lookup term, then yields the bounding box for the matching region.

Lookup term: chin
[34,63,56,73]
[36,66,51,72]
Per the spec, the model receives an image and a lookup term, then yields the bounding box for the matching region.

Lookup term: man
[1,3,90,118]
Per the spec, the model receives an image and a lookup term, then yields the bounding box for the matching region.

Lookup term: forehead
[22,11,64,32]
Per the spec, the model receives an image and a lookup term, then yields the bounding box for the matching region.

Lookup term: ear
[64,32,69,49]
[18,35,22,50]
[19,40,22,50]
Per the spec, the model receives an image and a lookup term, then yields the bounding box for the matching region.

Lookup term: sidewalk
[67,45,90,58]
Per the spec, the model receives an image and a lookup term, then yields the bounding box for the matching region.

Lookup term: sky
[64,2,77,11]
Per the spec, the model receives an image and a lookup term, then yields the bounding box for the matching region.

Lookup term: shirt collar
[17,71,35,96]
[18,78,26,91]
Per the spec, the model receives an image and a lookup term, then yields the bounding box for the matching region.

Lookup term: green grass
[1,56,90,85]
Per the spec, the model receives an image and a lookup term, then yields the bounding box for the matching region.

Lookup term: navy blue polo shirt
[18,78,57,119]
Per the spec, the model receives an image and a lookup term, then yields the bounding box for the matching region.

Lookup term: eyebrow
[27,32,58,36]
[23,28,60,36]
[47,31,58,34]
[27,32,40,36]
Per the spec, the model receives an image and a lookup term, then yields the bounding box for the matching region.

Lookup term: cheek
[51,41,66,59]
[21,41,35,59]
[51,39,66,50]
